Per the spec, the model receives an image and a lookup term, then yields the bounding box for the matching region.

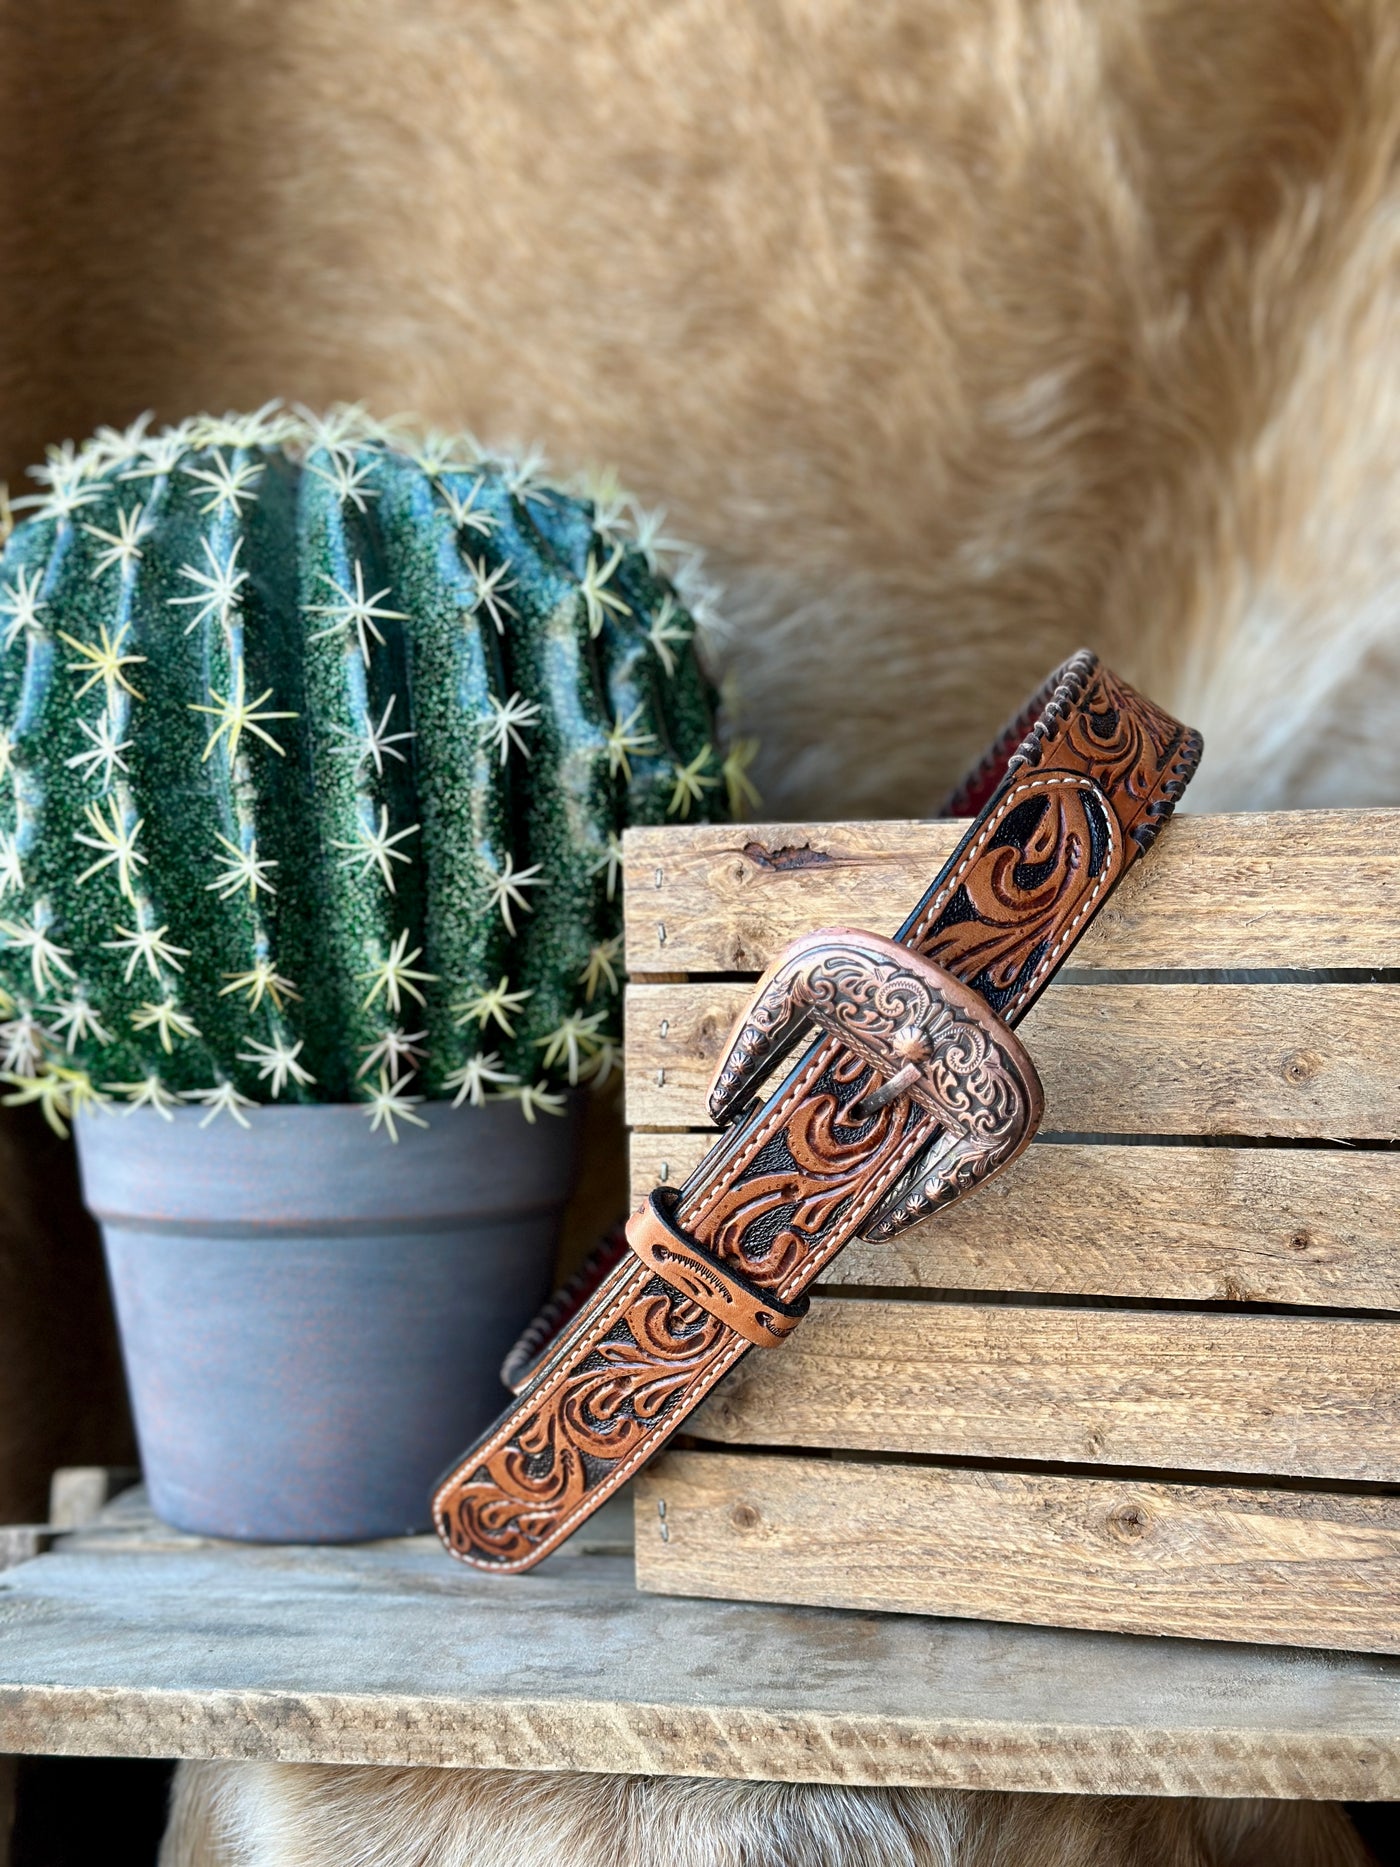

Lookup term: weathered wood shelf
[4,1492,1400,1798]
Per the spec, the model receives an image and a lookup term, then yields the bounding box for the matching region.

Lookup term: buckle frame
[707,927,1043,1242]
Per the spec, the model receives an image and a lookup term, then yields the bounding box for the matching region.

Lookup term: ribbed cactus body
[0,410,732,1130]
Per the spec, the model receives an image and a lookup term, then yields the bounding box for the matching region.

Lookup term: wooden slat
[628,1136,1400,1311]
[8,1497,1400,1795]
[625,981,1400,1138]
[0,1528,52,1573]
[636,1452,1400,1654]
[689,1299,1400,1480]
[48,1467,140,1531]
[628,1130,711,1201]
[624,810,1400,977]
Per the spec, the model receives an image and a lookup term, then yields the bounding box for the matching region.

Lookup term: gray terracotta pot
[73,1100,578,1543]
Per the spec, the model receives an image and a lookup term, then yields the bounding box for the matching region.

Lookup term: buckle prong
[847,1060,923,1122]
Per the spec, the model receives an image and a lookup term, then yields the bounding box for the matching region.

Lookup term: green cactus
[0,405,752,1136]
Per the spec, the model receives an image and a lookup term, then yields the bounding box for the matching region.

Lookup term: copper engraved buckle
[705,928,1044,1243]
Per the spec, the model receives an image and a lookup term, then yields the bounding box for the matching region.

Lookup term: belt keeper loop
[625,1189,809,1349]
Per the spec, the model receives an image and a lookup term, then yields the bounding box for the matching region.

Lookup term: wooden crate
[622,811,1400,1653]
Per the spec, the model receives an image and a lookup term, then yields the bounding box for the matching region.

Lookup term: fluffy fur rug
[4,0,1397,1859]
[159,1765,1374,1867]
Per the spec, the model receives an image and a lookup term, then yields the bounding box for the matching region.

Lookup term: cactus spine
[0,406,742,1134]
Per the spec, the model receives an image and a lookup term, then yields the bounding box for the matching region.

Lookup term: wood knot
[723,924,767,970]
[1105,1501,1150,1543]
[741,840,834,872]
[730,1502,761,1531]
[1290,1229,1313,1253]
[1282,1050,1321,1085]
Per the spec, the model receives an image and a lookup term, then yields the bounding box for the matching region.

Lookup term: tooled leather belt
[433,650,1202,1571]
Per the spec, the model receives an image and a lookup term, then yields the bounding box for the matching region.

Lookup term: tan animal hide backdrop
[0,0,1397,819]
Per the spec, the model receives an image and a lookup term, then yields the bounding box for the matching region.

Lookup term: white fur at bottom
[159,1763,1372,1867]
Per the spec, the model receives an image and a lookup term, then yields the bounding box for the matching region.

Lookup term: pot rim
[73,1093,583,1229]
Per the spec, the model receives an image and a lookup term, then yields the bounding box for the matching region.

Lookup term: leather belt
[433,650,1202,1571]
